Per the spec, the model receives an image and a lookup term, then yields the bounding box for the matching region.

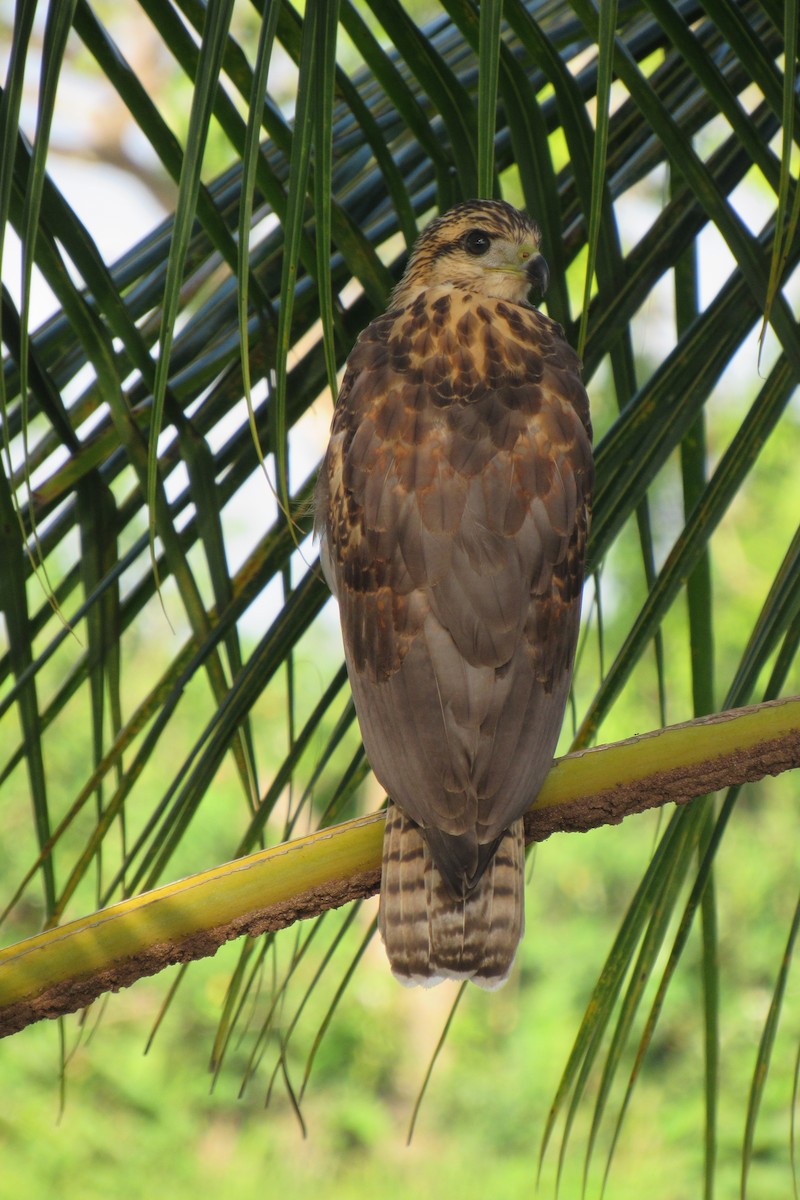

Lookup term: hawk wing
[315,285,593,894]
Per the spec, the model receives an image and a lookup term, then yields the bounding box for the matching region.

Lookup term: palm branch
[1,0,799,1195]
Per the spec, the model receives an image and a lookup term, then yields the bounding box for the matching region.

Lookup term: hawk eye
[463,229,492,256]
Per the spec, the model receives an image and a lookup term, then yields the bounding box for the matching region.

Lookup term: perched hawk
[315,199,593,988]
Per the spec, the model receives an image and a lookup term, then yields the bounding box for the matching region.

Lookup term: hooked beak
[526,253,550,299]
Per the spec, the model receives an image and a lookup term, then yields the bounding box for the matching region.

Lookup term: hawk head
[391,199,549,307]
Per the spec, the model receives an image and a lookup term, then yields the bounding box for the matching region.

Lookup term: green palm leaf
[1,2,798,1195]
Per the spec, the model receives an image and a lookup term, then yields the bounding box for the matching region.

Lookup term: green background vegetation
[2,756,797,1200]
[1,1,798,1197]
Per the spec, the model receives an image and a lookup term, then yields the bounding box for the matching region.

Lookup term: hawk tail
[378,801,525,989]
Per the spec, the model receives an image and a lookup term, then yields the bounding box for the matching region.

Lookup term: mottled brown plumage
[315,199,593,987]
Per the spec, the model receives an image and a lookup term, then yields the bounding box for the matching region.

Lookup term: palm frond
[1,1,798,1194]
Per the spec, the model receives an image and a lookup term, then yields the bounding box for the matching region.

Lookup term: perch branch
[1,695,799,1037]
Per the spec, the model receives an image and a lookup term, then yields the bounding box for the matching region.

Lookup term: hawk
[315,199,593,988]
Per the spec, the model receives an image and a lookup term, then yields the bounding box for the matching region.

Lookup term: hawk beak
[526,253,550,298]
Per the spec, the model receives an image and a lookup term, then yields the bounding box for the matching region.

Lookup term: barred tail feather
[378,801,525,989]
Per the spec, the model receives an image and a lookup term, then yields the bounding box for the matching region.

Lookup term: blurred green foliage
[1,1,798,1195]
[1,771,797,1200]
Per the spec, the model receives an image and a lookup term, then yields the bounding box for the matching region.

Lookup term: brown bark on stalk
[1,700,799,1037]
